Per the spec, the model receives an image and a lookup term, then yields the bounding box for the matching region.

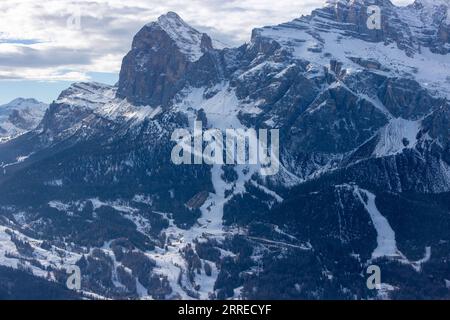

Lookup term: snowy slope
[256,0,450,99]
[149,12,211,62]
[354,187,400,259]
[373,118,421,157]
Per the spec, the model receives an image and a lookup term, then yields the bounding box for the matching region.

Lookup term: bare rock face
[316,0,450,55]
[314,0,415,54]
[378,78,443,120]
[117,12,214,107]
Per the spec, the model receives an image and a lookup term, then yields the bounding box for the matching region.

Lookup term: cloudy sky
[0,0,413,104]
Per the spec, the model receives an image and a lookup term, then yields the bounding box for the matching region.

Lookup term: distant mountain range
[0,0,449,300]
[0,98,47,142]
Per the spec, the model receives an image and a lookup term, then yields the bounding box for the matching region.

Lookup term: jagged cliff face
[0,1,449,300]
[319,0,450,55]
[117,12,214,106]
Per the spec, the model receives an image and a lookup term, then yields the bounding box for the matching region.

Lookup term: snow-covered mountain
[0,1,449,300]
[0,98,47,142]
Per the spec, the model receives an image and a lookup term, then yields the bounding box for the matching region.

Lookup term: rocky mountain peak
[141,11,213,62]
[117,12,215,107]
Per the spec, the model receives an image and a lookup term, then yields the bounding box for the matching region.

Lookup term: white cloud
[0,0,414,81]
